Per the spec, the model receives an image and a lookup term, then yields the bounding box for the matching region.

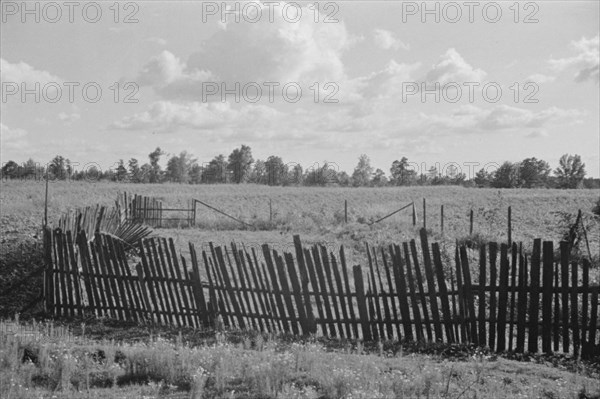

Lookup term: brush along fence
[120,192,196,228]
[43,228,599,355]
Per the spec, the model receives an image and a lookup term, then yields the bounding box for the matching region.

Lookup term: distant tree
[492,162,520,188]
[519,157,550,188]
[49,155,67,180]
[249,159,266,184]
[115,159,128,182]
[148,147,164,183]
[352,154,373,187]
[189,163,202,184]
[139,163,152,183]
[1,160,19,179]
[304,162,336,186]
[474,168,492,188]
[554,154,586,189]
[288,163,303,185]
[336,171,351,186]
[371,168,388,187]
[390,157,417,186]
[22,158,41,179]
[227,144,254,183]
[128,158,142,183]
[166,151,195,183]
[264,156,288,186]
[202,154,228,183]
[427,166,442,185]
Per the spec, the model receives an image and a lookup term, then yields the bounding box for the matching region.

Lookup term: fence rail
[43,227,599,355]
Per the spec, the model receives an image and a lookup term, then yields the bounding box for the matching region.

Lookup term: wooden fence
[121,192,195,228]
[43,227,599,355]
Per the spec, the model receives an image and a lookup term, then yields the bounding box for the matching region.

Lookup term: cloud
[373,29,409,51]
[58,112,81,124]
[549,35,599,83]
[0,124,29,155]
[146,37,167,46]
[353,60,420,100]
[110,101,281,133]
[0,58,61,85]
[526,73,555,84]
[424,48,486,85]
[133,2,352,101]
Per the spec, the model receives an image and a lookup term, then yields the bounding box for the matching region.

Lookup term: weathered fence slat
[405,243,424,341]
[542,241,554,353]
[420,229,443,342]
[353,265,371,341]
[515,249,528,353]
[528,239,542,353]
[488,242,498,350]
[496,243,510,352]
[410,240,433,342]
[432,243,454,343]
[459,246,478,345]
[478,244,487,346]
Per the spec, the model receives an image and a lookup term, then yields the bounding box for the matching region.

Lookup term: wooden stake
[344,199,348,224]
[441,204,444,234]
[469,209,474,235]
[422,198,426,229]
[507,206,512,246]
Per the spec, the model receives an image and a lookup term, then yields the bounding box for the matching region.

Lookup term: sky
[1,1,599,178]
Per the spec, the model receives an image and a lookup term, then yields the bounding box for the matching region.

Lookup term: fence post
[441,205,444,234]
[269,198,273,223]
[344,199,348,224]
[353,265,371,341]
[469,209,474,235]
[507,206,512,246]
[422,198,426,229]
[412,202,416,226]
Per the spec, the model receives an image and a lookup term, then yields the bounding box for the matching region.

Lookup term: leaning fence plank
[312,246,336,337]
[238,248,264,332]
[189,244,210,326]
[245,248,272,332]
[372,247,393,340]
[403,242,424,341]
[515,248,527,353]
[496,244,510,352]
[274,252,299,335]
[59,231,75,317]
[509,242,518,352]
[392,245,413,341]
[588,265,598,347]
[459,246,478,345]
[432,243,454,343]
[528,239,542,353]
[170,239,195,328]
[478,244,487,346]
[420,229,443,342]
[263,245,288,333]
[489,242,498,351]
[303,247,327,336]
[353,265,371,341]
[294,236,317,334]
[571,260,579,357]
[330,253,351,339]
[208,247,232,328]
[225,247,251,329]
[230,244,257,330]
[150,239,175,326]
[366,245,384,339]
[340,246,358,338]
[95,235,119,319]
[366,277,379,341]
[410,239,433,342]
[321,246,344,338]
[161,238,185,327]
[541,241,554,353]
[107,237,133,322]
[581,258,590,349]
[256,248,282,332]
[135,263,154,323]
[454,247,467,343]
[285,252,308,335]
[65,231,83,317]
[553,261,560,353]
[76,231,97,315]
[217,246,246,330]
[90,242,109,318]
[381,248,400,339]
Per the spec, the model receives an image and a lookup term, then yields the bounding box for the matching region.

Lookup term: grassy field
[1,180,599,261]
[1,318,599,399]
[1,180,599,398]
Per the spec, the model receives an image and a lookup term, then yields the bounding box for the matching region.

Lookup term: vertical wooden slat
[285,252,308,335]
[60,231,76,317]
[139,241,160,323]
[454,247,467,343]
[459,246,478,345]
[478,244,487,346]
[107,237,134,322]
[159,239,183,326]
[145,239,171,324]
[208,245,233,327]
[340,246,358,338]
[571,261,579,356]
[587,263,598,348]
[541,241,554,353]
[76,231,96,315]
[312,246,336,337]
[294,236,317,334]
[263,245,288,332]
[496,243,510,352]
[135,263,154,323]
[229,245,256,330]
[391,245,413,341]
[366,279,379,341]
[89,241,108,318]
[65,231,83,317]
[528,239,542,353]
[553,261,560,353]
[489,242,498,351]
[371,247,392,339]
[381,248,400,339]
[403,243,424,341]
[102,236,128,321]
[245,248,272,332]
[366,245,384,339]
[238,248,264,332]
[216,246,245,329]
[581,258,589,349]
[170,239,195,328]
[321,246,344,338]
[189,244,209,326]
[151,239,176,325]
[516,248,528,353]
[353,265,371,341]
[255,248,282,332]
[410,240,433,341]
[432,243,454,343]
[94,235,118,319]
[274,252,299,335]
[201,248,219,325]
[303,248,327,336]
[509,242,518,352]
[330,253,351,339]
[225,247,251,329]
[419,229,443,342]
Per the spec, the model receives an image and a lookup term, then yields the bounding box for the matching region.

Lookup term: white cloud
[0,124,29,156]
[133,2,352,100]
[424,48,486,85]
[550,35,599,83]
[526,73,556,84]
[146,37,167,46]
[0,58,61,85]
[1,123,28,140]
[57,112,81,124]
[373,29,409,51]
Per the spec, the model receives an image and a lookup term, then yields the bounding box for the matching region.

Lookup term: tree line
[1,145,596,189]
